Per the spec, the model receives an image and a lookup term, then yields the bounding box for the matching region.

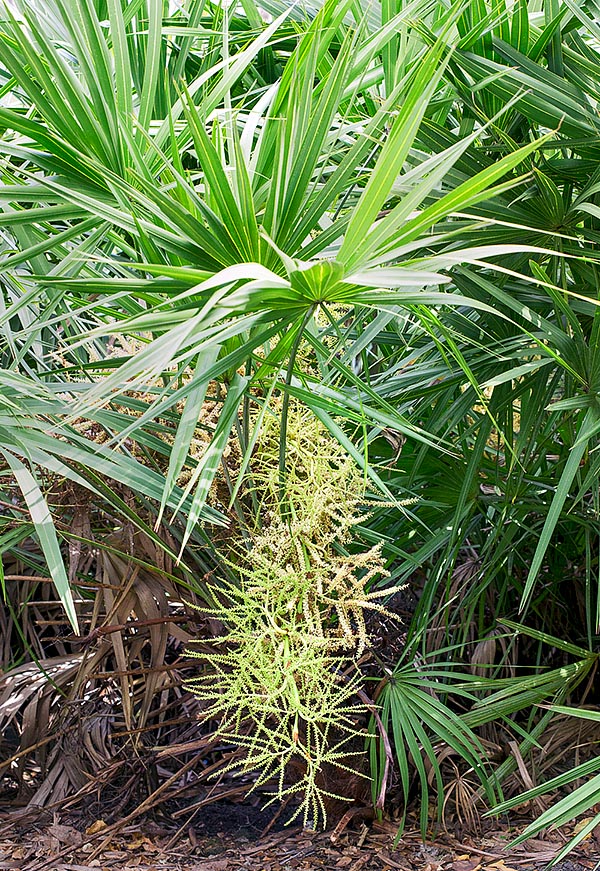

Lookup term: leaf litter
[1,806,600,871]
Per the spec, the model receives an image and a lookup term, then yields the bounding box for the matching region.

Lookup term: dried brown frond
[0,472,229,824]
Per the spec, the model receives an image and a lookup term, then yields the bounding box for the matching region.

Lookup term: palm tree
[1,0,599,846]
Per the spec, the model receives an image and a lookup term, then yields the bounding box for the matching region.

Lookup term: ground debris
[1,807,599,871]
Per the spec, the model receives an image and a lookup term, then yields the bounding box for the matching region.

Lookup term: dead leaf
[47,824,83,847]
[453,860,482,871]
[124,833,158,853]
[85,820,108,835]
[573,817,596,838]
[482,862,520,871]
